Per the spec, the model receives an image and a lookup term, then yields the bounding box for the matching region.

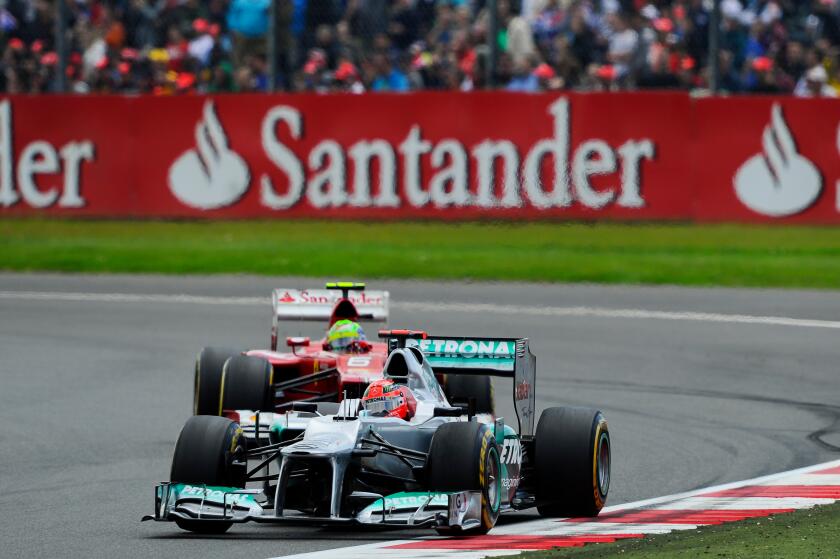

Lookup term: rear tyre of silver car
[220,355,274,414]
[170,415,246,534]
[535,406,610,518]
[194,347,240,416]
[427,422,502,534]
[443,375,495,415]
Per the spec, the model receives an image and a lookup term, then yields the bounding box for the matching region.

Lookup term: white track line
[0,290,267,306]
[271,458,840,559]
[396,301,840,330]
[1,290,839,330]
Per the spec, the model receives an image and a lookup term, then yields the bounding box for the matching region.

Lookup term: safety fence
[0,92,838,223]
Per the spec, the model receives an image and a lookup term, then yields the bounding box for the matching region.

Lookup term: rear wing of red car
[272,286,389,322]
[270,283,389,349]
[384,331,537,438]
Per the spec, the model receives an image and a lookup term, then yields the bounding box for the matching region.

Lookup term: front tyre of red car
[219,355,274,414]
[194,347,241,416]
[535,406,610,518]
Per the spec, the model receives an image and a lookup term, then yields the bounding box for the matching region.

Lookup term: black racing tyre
[170,415,246,534]
[427,422,502,534]
[194,347,240,416]
[535,406,610,518]
[444,375,495,415]
[220,355,274,413]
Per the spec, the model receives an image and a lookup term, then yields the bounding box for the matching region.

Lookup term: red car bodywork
[246,342,389,402]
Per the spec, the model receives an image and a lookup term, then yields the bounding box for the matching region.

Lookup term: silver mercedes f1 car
[143,330,611,535]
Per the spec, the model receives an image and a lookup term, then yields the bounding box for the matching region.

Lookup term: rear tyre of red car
[194,347,240,416]
[443,374,495,415]
[535,406,610,518]
[170,415,246,534]
[427,422,502,534]
[220,355,274,413]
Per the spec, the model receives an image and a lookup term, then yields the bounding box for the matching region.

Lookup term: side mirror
[286,336,310,352]
[433,406,467,417]
[286,336,310,347]
[277,401,318,413]
[449,396,477,420]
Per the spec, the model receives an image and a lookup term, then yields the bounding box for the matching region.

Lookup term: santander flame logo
[168,101,250,210]
[278,292,296,303]
[733,104,822,217]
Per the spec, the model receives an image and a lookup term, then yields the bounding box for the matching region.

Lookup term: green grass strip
[2,219,840,289]
[519,501,840,558]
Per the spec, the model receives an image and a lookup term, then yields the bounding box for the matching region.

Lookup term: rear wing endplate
[272,288,389,322]
[402,335,536,437]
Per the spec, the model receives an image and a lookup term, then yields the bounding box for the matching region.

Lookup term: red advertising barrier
[0,92,837,222]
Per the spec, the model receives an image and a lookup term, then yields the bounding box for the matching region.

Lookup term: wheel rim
[597,432,610,496]
[485,446,501,511]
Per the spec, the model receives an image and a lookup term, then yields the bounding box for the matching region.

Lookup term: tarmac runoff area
[0,273,838,559]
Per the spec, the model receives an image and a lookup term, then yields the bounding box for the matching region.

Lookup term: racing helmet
[326,319,366,352]
[362,379,417,421]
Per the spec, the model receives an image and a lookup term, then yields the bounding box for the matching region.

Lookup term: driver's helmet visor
[364,395,403,416]
[330,332,363,351]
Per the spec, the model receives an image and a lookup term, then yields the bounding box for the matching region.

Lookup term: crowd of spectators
[2,0,840,95]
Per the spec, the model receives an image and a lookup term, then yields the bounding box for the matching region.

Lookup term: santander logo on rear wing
[271,288,390,322]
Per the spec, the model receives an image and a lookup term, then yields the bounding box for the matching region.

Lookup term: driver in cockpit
[361,379,417,421]
[325,319,369,353]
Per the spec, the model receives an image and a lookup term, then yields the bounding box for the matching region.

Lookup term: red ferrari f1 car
[192,282,494,420]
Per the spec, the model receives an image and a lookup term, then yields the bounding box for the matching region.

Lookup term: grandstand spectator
[794,64,838,96]
[637,17,681,89]
[506,57,538,90]
[566,8,600,71]
[829,57,840,93]
[334,58,364,92]
[746,56,784,94]
[500,0,536,65]
[369,50,410,91]
[719,0,746,69]
[533,61,562,90]
[227,0,269,66]
[780,40,808,83]
[716,49,743,92]
[606,11,638,80]
[388,0,419,50]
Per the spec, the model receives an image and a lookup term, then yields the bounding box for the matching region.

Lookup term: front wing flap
[143,484,483,530]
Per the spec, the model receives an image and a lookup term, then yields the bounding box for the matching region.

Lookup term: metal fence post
[487,0,498,89]
[55,0,67,93]
[708,0,720,94]
[268,0,277,91]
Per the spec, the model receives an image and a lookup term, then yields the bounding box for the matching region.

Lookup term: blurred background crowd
[2,0,839,95]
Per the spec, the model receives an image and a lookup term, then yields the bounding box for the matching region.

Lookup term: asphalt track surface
[1,273,839,559]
